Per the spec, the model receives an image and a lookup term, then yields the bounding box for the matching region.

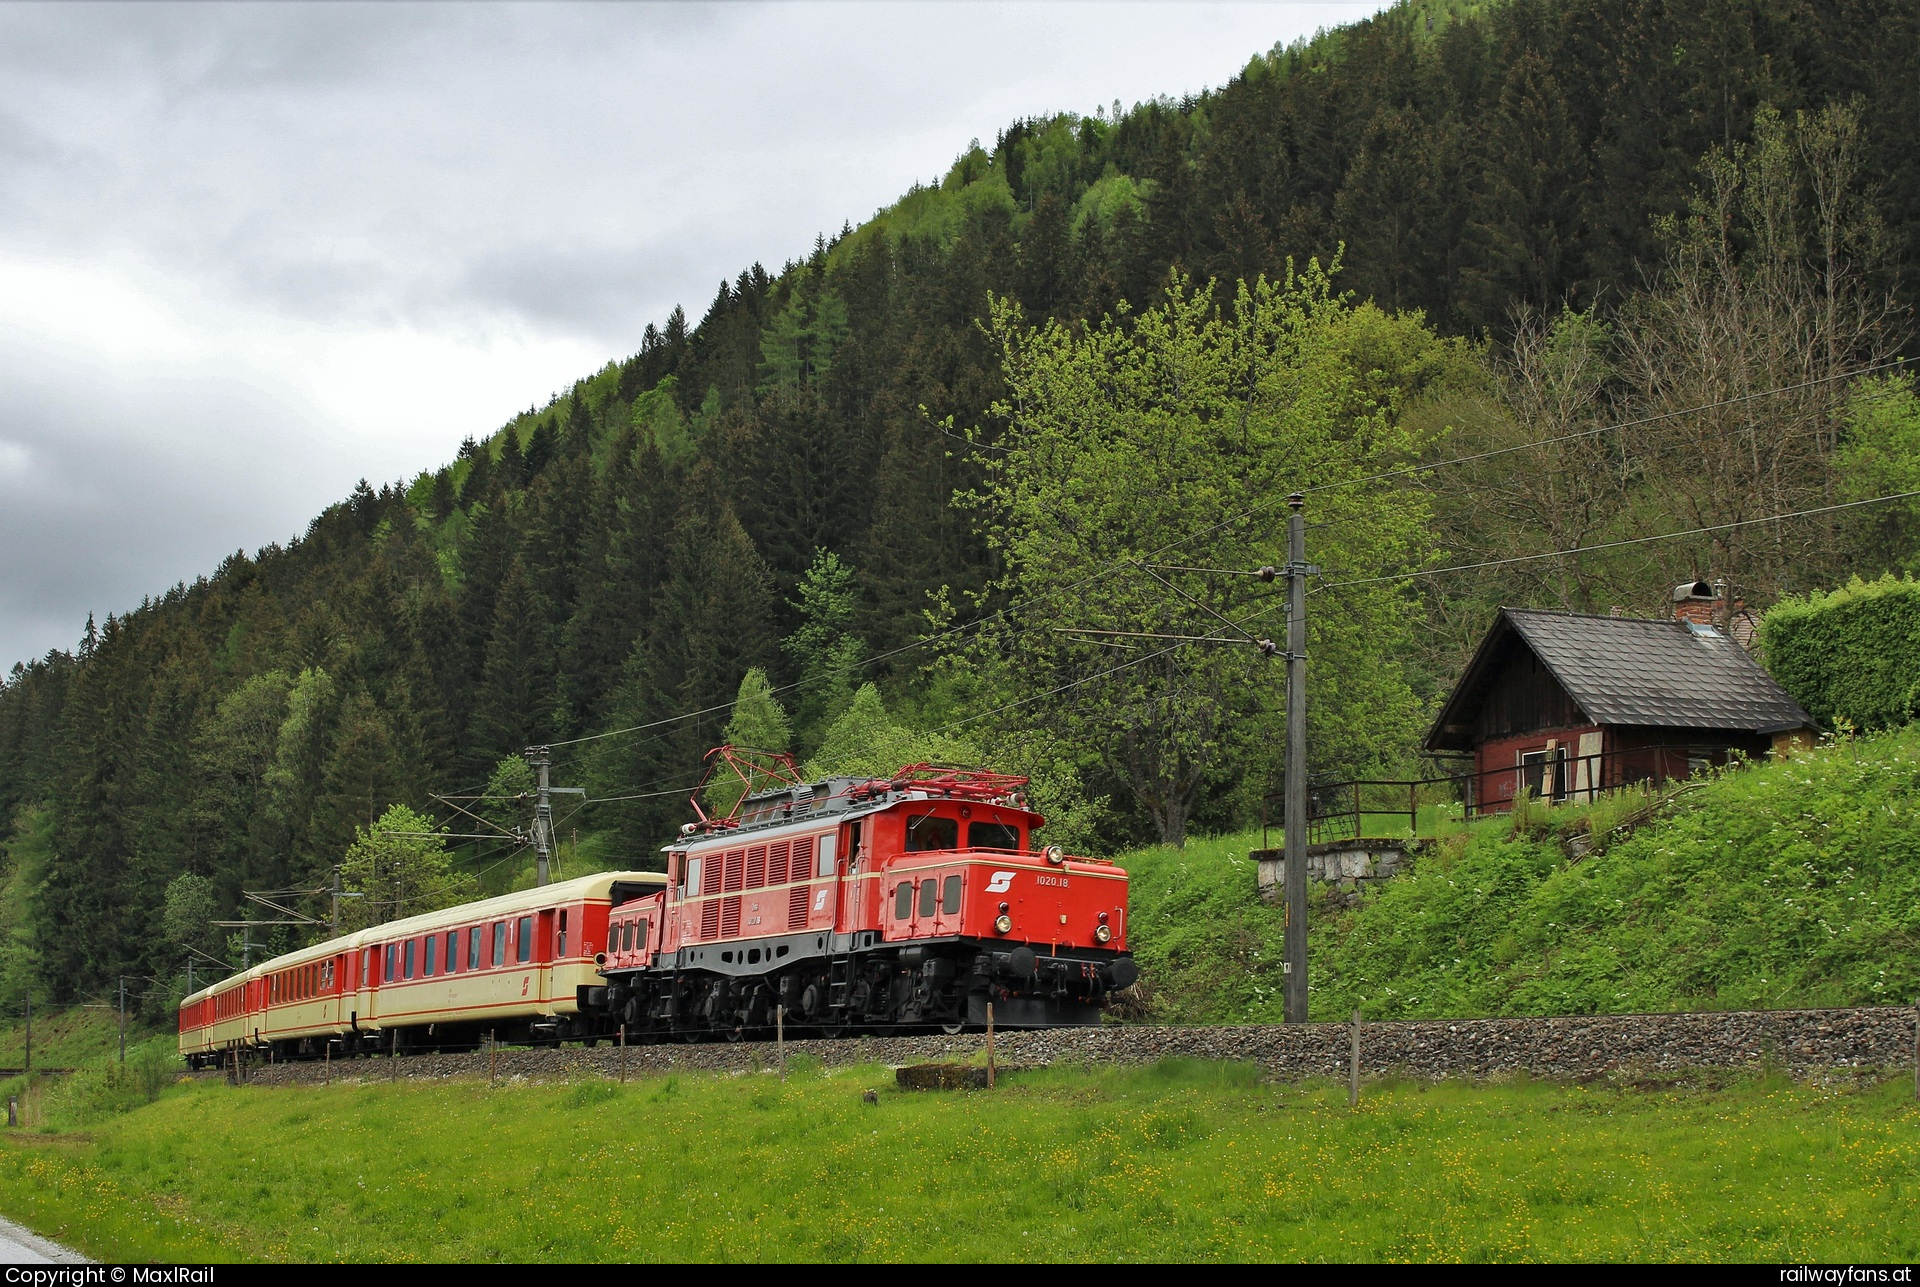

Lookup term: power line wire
[1319,490,1920,590]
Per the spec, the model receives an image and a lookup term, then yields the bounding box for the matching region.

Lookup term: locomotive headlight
[1044,845,1066,866]
[1094,923,1112,944]
[994,913,1014,935]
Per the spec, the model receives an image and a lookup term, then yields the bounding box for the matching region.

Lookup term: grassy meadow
[1,1060,1917,1262]
[1122,724,1920,1023]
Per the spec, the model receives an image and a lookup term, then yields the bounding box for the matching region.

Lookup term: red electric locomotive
[582,751,1137,1037]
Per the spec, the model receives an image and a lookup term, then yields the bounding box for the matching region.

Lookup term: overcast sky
[0,0,1381,672]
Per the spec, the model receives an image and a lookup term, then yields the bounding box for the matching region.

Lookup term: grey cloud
[0,1,1382,669]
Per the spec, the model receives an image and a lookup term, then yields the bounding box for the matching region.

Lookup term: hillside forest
[3,0,1920,1009]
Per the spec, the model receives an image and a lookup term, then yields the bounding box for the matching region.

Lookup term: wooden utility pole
[1283,493,1311,1024]
[118,977,126,1064]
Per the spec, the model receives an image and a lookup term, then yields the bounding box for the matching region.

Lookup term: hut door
[1573,732,1603,801]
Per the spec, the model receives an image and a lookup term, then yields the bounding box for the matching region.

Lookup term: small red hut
[1425,590,1815,812]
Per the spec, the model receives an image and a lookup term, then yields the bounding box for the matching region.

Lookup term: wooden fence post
[1349,1010,1362,1109]
[986,1003,996,1089]
[619,1024,627,1085]
[776,1005,786,1082]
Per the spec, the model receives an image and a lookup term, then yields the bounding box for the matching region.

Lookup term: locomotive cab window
[905,815,958,852]
[894,882,912,920]
[967,821,1021,851]
[943,874,962,914]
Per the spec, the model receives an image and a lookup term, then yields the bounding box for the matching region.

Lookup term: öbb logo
[984,871,1016,893]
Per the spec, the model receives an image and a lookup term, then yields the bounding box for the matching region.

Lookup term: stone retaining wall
[236,1005,1920,1087]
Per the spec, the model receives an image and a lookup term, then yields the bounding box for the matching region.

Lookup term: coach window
[968,821,1020,851]
[894,882,912,920]
[943,874,962,915]
[493,921,507,968]
[905,815,959,852]
[468,925,482,971]
[446,931,459,972]
[557,911,568,958]
[384,944,397,983]
[424,934,437,977]
[517,916,533,963]
[404,940,416,980]
[918,878,937,918]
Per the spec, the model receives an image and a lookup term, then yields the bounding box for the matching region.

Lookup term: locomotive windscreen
[905,815,959,851]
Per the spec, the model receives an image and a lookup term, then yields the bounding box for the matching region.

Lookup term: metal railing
[1263,743,1745,848]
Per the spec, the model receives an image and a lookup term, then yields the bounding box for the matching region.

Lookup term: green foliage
[971,269,1445,844]
[1837,373,1920,574]
[782,550,864,749]
[1760,576,1920,731]
[478,755,535,840]
[337,805,473,932]
[805,684,975,781]
[159,873,218,965]
[0,806,51,1004]
[5,1067,1920,1261]
[721,668,791,754]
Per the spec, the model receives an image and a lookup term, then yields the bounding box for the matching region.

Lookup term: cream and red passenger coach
[178,871,664,1066]
[179,757,1137,1061]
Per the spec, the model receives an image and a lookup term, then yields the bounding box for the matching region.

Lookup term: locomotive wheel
[940,1021,965,1036]
[816,1025,847,1039]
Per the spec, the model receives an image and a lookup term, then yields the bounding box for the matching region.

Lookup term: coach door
[360,946,380,1027]
[536,909,555,1007]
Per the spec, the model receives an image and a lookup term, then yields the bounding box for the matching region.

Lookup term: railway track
[224,1006,1920,1088]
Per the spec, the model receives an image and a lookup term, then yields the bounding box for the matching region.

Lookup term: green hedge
[1759,575,1920,730]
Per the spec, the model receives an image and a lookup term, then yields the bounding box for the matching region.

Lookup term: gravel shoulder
[0,1212,87,1264]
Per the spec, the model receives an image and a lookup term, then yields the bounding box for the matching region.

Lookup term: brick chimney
[1671,579,1723,626]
